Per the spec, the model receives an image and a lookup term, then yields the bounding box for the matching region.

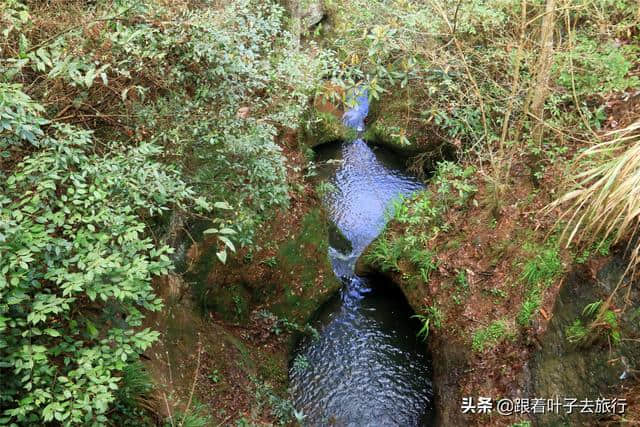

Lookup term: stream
[289,89,434,425]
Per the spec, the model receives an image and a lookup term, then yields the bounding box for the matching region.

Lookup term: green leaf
[84,68,96,88]
[44,328,60,337]
[218,236,235,252]
[86,320,98,338]
[216,250,227,264]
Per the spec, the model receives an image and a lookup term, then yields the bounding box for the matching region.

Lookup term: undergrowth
[472,319,515,352]
[0,0,332,424]
[365,161,476,283]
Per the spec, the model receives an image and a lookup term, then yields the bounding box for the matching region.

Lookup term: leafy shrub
[0,91,204,424]
[555,36,639,96]
[0,84,47,149]
[321,0,531,149]
[0,0,332,424]
[192,122,289,245]
[3,0,332,246]
[433,161,477,208]
[366,161,475,283]
[392,161,476,229]
[252,379,296,425]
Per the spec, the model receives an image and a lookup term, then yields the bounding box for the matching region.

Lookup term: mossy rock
[364,96,444,157]
[530,255,640,425]
[183,204,340,327]
[328,221,352,254]
[304,109,356,147]
[269,208,341,324]
[364,120,423,156]
[196,282,252,323]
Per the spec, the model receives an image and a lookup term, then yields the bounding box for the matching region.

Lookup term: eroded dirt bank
[142,143,340,424]
[141,65,640,426]
[357,151,640,426]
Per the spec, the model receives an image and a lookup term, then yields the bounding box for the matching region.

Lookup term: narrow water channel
[289,91,434,425]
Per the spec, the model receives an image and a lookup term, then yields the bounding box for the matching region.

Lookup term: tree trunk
[526,0,557,184]
[529,0,556,144]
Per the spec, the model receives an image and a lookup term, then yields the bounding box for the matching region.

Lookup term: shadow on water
[290,114,434,425]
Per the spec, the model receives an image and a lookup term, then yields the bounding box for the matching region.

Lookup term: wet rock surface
[530,254,640,426]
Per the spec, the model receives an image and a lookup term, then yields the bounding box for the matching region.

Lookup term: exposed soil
[358,157,572,426]
[142,87,640,425]
[358,90,640,426]
[143,133,340,425]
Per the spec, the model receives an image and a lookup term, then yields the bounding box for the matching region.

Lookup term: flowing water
[289,89,434,426]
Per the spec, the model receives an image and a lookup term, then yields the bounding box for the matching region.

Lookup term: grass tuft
[471,319,514,352]
[365,236,403,272]
[517,289,542,327]
[552,120,640,278]
[521,246,563,287]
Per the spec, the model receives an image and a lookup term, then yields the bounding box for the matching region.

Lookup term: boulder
[301,2,325,29]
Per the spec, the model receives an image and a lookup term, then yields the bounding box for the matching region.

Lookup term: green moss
[304,110,355,147]
[193,282,252,322]
[257,353,288,391]
[224,332,255,372]
[363,97,438,155]
[269,208,339,323]
[364,121,421,155]
[187,205,338,325]
[279,209,327,265]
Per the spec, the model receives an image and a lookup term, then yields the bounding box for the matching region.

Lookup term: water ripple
[290,138,433,426]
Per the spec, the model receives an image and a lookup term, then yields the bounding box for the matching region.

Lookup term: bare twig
[452,0,464,36]
[181,335,203,427]
[26,5,136,53]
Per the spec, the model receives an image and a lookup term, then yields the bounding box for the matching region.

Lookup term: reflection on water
[317,139,422,277]
[290,139,433,426]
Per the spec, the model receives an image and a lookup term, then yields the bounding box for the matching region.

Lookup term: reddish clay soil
[375,90,640,426]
